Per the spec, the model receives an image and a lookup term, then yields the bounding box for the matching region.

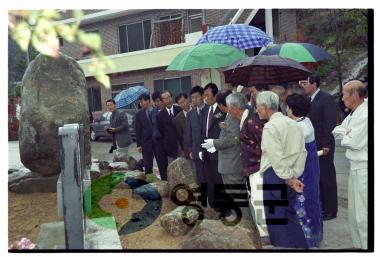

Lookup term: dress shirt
[310,88,321,102]
[206,102,218,137]
[240,109,250,130]
[166,105,174,116]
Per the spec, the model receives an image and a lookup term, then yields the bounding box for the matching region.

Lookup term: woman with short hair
[286,93,323,248]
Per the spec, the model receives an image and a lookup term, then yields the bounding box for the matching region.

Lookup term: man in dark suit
[200,83,226,211]
[135,93,154,174]
[157,90,182,180]
[105,99,132,161]
[187,86,206,185]
[174,93,192,158]
[151,91,167,180]
[302,74,338,220]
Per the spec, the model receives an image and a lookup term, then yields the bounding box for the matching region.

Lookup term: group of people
[104,74,368,249]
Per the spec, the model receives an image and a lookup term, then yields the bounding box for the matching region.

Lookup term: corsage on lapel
[214,112,223,119]
[232,136,240,145]
[219,121,227,129]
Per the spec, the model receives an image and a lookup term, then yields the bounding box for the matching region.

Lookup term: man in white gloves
[199,84,226,212]
[332,80,368,249]
[202,92,254,226]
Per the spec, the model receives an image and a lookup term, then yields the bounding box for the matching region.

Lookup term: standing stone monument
[19,53,91,177]
[58,124,86,249]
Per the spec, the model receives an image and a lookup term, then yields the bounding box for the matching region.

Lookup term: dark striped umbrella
[223,55,311,87]
[260,42,332,62]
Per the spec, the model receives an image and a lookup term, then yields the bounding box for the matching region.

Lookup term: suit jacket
[175,110,190,156]
[134,108,153,151]
[213,114,242,174]
[201,104,227,161]
[109,110,132,148]
[186,107,205,160]
[308,89,337,150]
[157,105,182,157]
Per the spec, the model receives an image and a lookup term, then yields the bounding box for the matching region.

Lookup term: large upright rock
[167,158,197,193]
[19,53,91,176]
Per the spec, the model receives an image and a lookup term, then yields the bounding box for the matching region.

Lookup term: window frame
[118,19,151,53]
[153,76,191,95]
[187,10,203,33]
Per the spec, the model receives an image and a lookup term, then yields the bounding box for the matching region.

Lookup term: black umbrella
[223,55,312,87]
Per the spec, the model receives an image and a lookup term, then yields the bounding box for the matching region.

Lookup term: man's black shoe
[323,213,337,221]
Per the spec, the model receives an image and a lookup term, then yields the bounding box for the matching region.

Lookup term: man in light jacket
[332,80,368,249]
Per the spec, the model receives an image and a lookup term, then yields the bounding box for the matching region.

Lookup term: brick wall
[236,9,253,24]
[278,9,297,43]
[205,9,231,27]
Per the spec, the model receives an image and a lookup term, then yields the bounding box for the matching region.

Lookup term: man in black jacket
[200,83,226,211]
[157,90,182,180]
[302,74,338,220]
[187,86,206,185]
[174,93,192,158]
[135,93,154,174]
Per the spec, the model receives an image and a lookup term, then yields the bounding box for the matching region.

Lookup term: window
[87,87,102,112]
[159,14,182,21]
[153,76,191,98]
[188,10,203,33]
[119,20,151,53]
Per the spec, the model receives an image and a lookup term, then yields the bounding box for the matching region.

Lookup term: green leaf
[41,10,61,20]
[73,10,84,21]
[11,21,31,52]
[95,73,111,88]
[78,31,101,51]
[32,18,59,57]
[28,10,41,26]
[56,24,75,42]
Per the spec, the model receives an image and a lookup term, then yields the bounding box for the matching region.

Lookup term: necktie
[208,106,214,132]
[169,109,174,118]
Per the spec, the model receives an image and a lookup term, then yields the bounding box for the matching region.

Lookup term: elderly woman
[256,91,308,248]
[286,94,323,248]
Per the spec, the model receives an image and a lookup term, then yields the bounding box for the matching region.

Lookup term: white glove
[207,147,217,153]
[198,151,203,160]
[201,139,214,150]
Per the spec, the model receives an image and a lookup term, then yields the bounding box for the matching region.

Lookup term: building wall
[60,10,188,60]
[278,9,297,43]
[88,68,205,111]
[58,9,297,112]
[236,9,253,24]
[205,9,231,27]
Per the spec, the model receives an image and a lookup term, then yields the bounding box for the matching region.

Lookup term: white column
[265,9,274,39]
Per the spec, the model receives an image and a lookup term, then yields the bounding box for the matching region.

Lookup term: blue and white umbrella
[196,24,272,50]
[114,86,149,109]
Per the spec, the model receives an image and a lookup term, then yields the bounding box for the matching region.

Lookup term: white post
[265,9,274,39]
[58,123,85,249]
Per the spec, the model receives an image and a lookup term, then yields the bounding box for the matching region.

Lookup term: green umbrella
[261,42,331,63]
[166,43,248,71]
